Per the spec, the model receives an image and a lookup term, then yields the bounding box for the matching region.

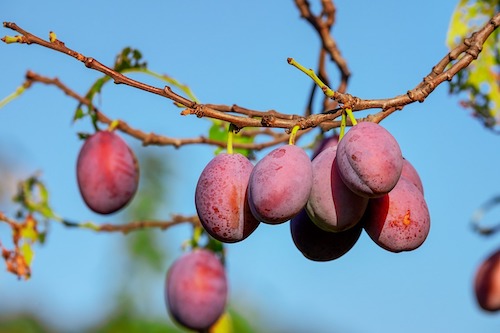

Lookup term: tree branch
[61,214,201,234]
[3,9,500,131]
[23,71,311,150]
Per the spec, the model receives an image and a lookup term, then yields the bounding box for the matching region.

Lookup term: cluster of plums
[75,122,432,331]
[195,121,431,261]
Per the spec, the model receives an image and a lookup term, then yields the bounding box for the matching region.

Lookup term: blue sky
[1,1,500,332]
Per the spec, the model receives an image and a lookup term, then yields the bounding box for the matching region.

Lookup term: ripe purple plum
[195,153,259,243]
[165,249,228,331]
[401,158,424,194]
[76,130,139,214]
[312,134,339,159]
[290,209,362,261]
[474,248,500,312]
[336,122,403,198]
[363,176,430,253]
[306,146,368,232]
[248,145,313,224]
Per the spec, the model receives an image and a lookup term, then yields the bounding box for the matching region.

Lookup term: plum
[165,249,227,331]
[336,122,403,198]
[248,145,313,224]
[363,176,430,253]
[290,209,362,261]
[76,130,139,214]
[401,158,424,194]
[306,146,368,232]
[474,248,500,312]
[312,134,339,159]
[195,153,259,243]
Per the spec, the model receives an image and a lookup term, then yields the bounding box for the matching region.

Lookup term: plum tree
[1,2,500,332]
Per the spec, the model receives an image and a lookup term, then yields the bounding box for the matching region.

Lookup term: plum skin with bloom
[76,130,139,214]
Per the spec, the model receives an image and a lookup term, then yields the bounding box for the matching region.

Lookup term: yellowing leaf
[20,242,34,266]
[447,1,500,126]
[20,215,38,242]
[447,0,470,48]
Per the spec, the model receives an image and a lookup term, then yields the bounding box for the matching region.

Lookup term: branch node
[261,114,275,127]
[84,57,94,68]
[193,105,205,118]
[142,132,158,146]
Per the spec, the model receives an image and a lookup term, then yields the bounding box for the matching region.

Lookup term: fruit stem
[227,124,236,154]
[188,225,204,249]
[287,57,335,98]
[0,84,27,109]
[345,108,358,126]
[288,125,301,145]
[339,111,347,141]
[107,119,120,132]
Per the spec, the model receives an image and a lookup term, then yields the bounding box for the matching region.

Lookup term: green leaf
[77,132,91,140]
[208,122,254,157]
[72,106,85,122]
[123,150,171,272]
[114,47,147,72]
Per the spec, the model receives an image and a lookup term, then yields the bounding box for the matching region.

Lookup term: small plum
[76,130,139,214]
[474,248,500,312]
[165,249,228,331]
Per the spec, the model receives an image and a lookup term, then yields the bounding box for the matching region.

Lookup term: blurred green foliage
[447,0,500,130]
[124,148,171,272]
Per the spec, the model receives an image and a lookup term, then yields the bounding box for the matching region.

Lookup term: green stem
[339,111,347,141]
[227,124,236,154]
[288,125,301,145]
[345,108,358,125]
[107,119,120,132]
[287,58,335,98]
[192,226,204,248]
[61,219,100,231]
[0,84,27,109]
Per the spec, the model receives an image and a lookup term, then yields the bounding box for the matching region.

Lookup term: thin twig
[62,214,201,234]
[24,71,309,150]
